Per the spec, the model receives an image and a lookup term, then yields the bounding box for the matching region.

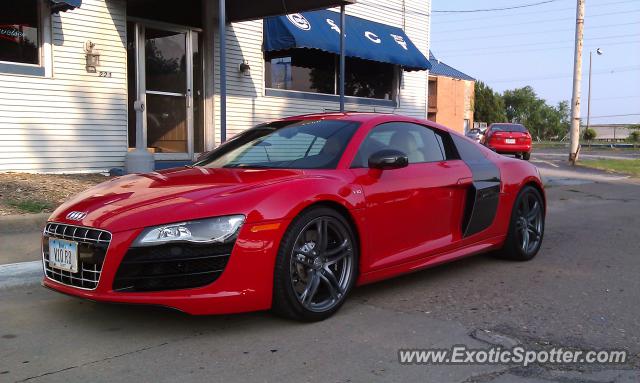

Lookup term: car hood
[50,167,306,232]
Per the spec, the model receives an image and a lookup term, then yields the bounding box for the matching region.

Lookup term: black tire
[522,152,531,161]
[272,207,358,322]
[496,186,545,261]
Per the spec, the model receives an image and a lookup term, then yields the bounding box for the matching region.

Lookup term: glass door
[144,27,191,158]
[127,22,203,160]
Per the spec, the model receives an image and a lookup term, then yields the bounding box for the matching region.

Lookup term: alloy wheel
[289,216,354,313]
[515,192,543,255]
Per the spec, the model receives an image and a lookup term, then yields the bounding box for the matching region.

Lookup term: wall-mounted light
[239,60,251,76]
[84,41,100,73]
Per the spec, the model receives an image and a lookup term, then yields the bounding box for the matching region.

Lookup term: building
[587,124,634,141]
[427,51,475,134]
[0,0,432,173]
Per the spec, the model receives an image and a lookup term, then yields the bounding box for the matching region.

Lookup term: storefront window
[265,50,396,101]
[265,51,335,94]
[0,0,41,65]
[343,59,395,100]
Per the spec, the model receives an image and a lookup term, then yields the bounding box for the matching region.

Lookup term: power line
[592,95,640,101]
[582,113,640,119]
[432,0,559,13]
[432,2,638,26]
[435,33,640,54]
[482,66,640,84]
[355,0,638,23]
[436,39,640,58]
[435,22,638,44]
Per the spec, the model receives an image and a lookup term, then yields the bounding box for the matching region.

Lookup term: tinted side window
[352,122,446,168]
[451,134,487,163]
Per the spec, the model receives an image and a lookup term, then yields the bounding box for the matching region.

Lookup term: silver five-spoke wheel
[290,216,354,313]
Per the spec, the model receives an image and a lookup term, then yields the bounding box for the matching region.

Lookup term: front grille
[42,223,111,290]
[112,242,234,292]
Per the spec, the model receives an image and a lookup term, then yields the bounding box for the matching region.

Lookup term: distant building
[427,51,475,134]
[587,124,634,141]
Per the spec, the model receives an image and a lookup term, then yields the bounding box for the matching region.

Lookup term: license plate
[505,138,516,144]
[48,238,78,273]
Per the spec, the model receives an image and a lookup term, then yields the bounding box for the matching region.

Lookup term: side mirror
[368,149,409,170]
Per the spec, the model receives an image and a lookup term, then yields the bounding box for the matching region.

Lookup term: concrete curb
[0,261,42,289]
[0,213,49,234]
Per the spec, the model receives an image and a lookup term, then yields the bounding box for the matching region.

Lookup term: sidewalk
[0,213,48,265]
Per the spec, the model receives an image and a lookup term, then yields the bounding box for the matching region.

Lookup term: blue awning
[264,10,431,71]
[50,0,82,13]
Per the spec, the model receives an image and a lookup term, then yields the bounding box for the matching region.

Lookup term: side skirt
[356,235,506,286]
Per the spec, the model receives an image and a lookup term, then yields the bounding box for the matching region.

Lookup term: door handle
[186,88,192,108]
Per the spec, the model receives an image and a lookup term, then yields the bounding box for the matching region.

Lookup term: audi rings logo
[66,211,87,221]
[287,13,311,30]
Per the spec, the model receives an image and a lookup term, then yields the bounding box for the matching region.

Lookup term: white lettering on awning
[390,34,408,50]
[365,31,381,43]
[326,18,340,33]
[287,14,311,31]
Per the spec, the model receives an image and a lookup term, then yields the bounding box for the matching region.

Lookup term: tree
[502,86,570,140]
[583,128,597,141]
[474,81,506,124]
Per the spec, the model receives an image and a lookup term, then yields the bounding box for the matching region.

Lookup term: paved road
[534,146,640,160]
[1,158,639,382]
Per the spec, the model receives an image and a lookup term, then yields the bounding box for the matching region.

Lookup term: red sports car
[482,123,533,160]
[42,113,545,321]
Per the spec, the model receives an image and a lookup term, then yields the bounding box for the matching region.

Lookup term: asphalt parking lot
[1,154,639,383]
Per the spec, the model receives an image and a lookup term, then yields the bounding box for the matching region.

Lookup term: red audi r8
[482,123,533,160]
[42,113,545,321]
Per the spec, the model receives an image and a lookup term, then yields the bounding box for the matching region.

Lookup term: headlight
[132,215,245,247]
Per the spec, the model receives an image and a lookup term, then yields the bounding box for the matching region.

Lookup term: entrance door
[127,22,204,160]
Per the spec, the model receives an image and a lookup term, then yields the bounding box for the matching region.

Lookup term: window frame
[0,0,52,77]
[351,121,460,169]
[263,50,401,108]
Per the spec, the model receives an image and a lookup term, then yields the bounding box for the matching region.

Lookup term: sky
[430,0,640,124]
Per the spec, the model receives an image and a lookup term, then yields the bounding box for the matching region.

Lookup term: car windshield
[490,124,527,133]
[194,120,360,169]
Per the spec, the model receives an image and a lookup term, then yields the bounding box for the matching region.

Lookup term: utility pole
[569,0,585,164]
[586,48,603,135]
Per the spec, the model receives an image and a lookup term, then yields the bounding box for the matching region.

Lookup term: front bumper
[42,220,289,315]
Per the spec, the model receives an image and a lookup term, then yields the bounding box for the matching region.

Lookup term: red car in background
[42,113,545,321]
[482,123,532,160]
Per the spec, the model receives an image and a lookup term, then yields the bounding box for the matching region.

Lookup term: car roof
[279,112,455,131]
[281,112,395,122]
[273,112,468,142]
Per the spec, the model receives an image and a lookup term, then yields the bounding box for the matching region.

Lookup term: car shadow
[42,251,515,335]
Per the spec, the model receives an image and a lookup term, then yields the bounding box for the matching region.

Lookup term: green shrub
[629,130,640,143]
[583,128,597,141]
